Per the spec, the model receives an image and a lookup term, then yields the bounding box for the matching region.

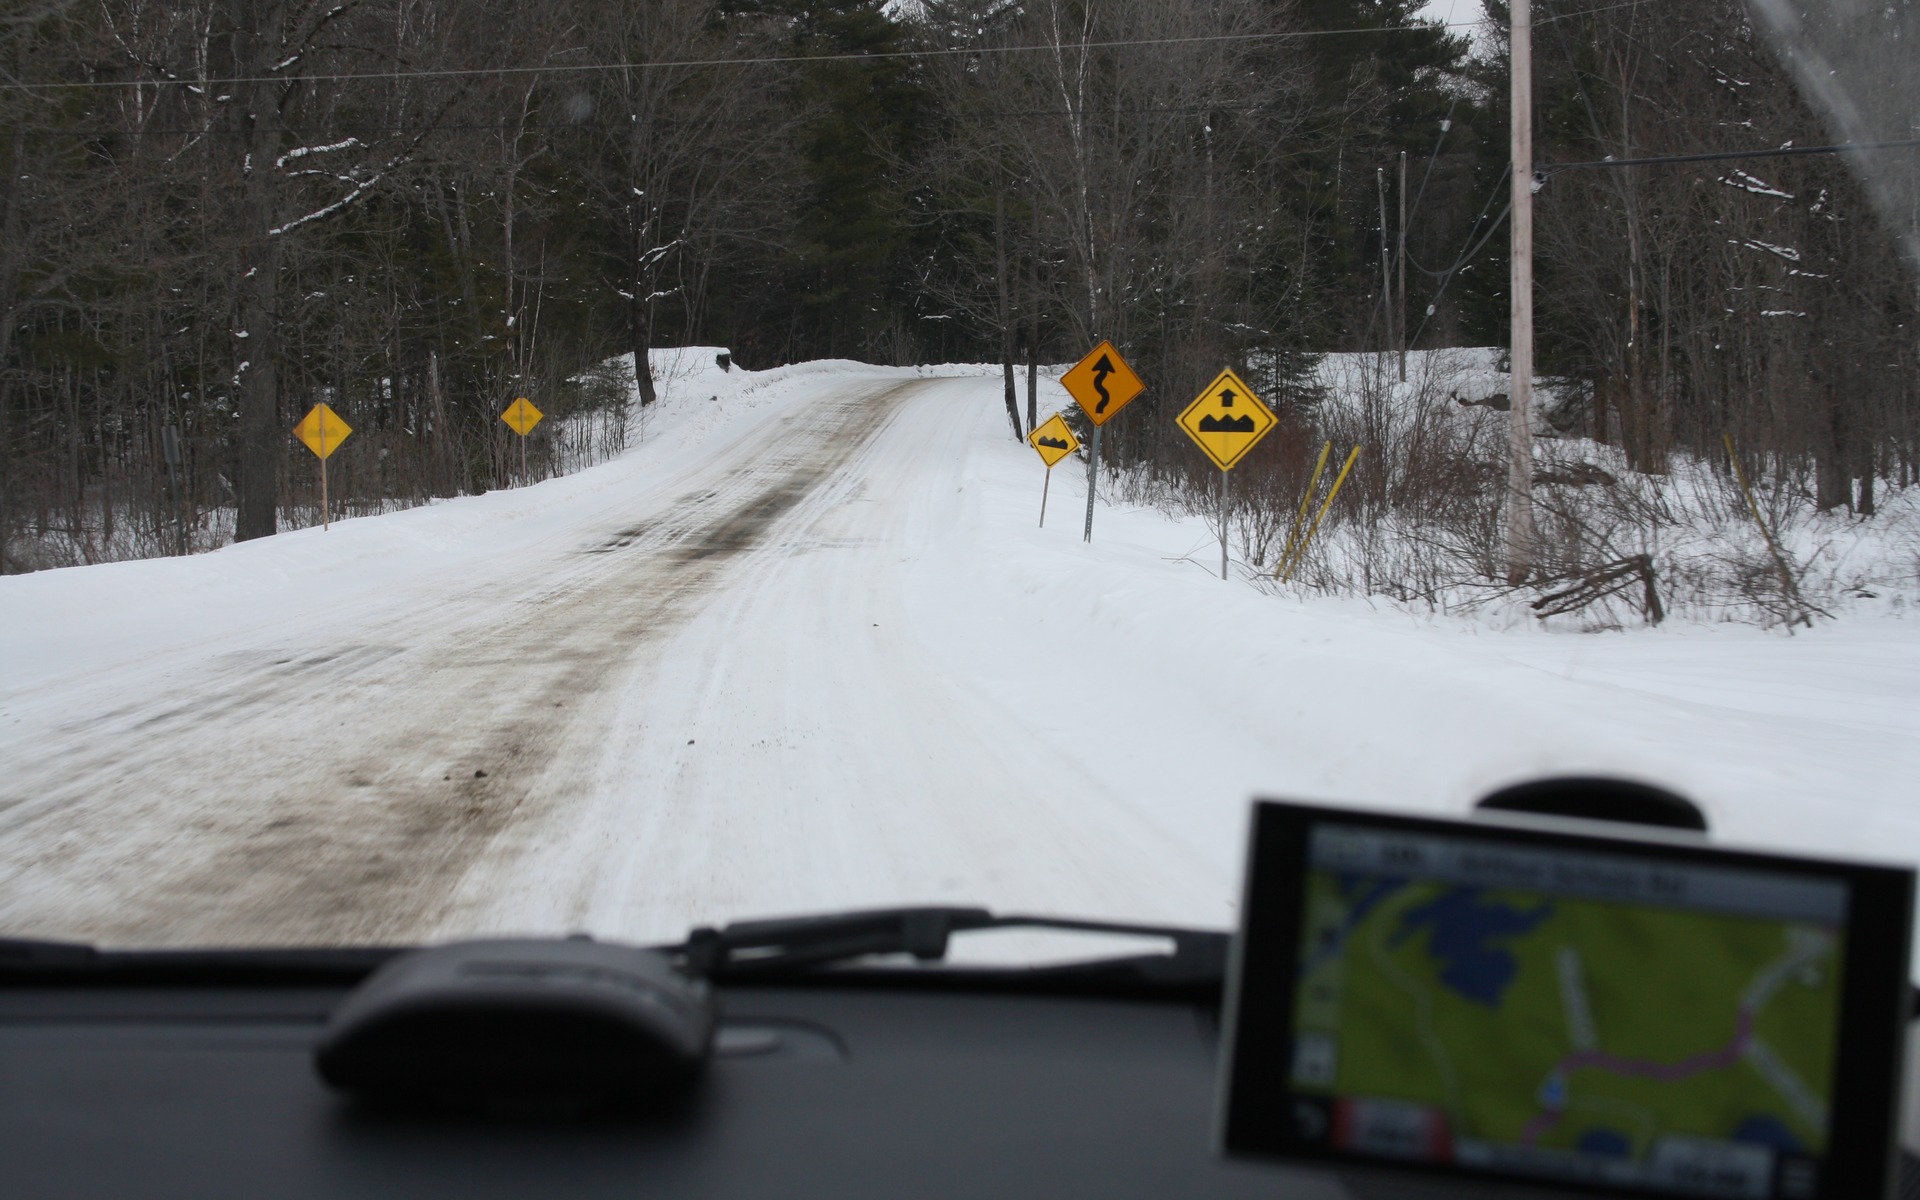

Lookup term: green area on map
[1293,870,1843,1159]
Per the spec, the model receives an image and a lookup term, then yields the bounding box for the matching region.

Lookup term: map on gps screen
[1289,823,1846,1199]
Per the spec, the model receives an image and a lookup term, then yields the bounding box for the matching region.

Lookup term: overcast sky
[1419,0,1488,28]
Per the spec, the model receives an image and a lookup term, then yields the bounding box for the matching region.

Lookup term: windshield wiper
[0,937,401,986]
[677,906,1229,1000]
[0,908,1232,1000]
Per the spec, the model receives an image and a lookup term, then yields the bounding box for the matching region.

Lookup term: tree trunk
[231,0,287,542]
[0,125,23,568]
[630,209,658,407]
[1027,193,1039,433]
[996,190,1020,440]
[1813,385,1850,511]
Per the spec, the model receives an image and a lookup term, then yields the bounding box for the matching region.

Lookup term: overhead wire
[1405,163,1513,353]
[0,4,1671,94]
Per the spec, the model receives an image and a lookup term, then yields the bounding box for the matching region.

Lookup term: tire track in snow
[0,379,924,946]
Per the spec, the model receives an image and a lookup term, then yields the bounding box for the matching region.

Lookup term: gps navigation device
[1218,800,1915,1200]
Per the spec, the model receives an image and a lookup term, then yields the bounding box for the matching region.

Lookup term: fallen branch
[1531,554,1664,625]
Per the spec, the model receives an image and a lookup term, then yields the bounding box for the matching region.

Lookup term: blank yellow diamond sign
[1176,368,1275,471]
[1027,412,1080,468]
[293,403,352,460]
[502,397,543,436]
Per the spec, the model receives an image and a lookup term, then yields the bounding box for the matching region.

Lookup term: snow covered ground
[3,352,1919,961]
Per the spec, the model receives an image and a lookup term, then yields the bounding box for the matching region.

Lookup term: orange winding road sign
[1060,340,1144,426]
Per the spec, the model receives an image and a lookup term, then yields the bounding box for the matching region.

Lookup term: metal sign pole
[520,430,528,486]
[1082,424,1101,542]
[318,416,330,532]
[162,424,185,556]
[1040,465,1052,528]
[1220,468,1229,580]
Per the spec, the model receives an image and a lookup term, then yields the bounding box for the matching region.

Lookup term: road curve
[0,379,925,945]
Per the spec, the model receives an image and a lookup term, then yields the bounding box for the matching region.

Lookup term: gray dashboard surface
[0,984,1343,1200]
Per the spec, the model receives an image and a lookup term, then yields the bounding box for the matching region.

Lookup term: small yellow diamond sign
[1176,368,1275,471]
[502,397,543,436]
[293,403,351,460]
[1027,412,1080,468]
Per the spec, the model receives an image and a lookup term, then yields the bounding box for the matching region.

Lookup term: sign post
[1175,367,1276,580]
[1059,340,1145,543]
[1026,412,1080,528]
[161,423,186,556]
[293,403,352,531]
[501,397,543,484]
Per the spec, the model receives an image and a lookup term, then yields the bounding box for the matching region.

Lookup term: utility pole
[1506,0,1538,586]
[1376,168,1393,366]
[1397,150,1408,383]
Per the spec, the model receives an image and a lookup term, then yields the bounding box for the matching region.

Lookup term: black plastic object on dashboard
[314,939,715,1113]
[1475,775,1708,832]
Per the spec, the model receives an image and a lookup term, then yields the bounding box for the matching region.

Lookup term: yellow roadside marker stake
[1279,446,1359,583]
[1277,441,1332,579]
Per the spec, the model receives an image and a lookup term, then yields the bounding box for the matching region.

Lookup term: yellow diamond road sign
[1176,368,1275,471]
[293,403,351,460]
[1060,340,1144,426]
[502,396,543,436]
[1027,412,1080,468]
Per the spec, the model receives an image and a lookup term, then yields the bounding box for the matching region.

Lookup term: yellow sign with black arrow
[1027,412,1080,468]
[1175,367,1275,471]
[1060,340,1144,427]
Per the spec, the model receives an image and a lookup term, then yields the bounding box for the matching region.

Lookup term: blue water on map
[1733,1115,1804,1153]
[1575,1128,1631,1158]
[1390,887,1555,1007]
[1336,874,1406,927]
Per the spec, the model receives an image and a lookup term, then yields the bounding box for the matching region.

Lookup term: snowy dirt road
[6,358,1920,953]
[0,375,938,943]
[0,370,1216,946]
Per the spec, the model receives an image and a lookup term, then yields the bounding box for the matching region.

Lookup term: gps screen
[1287,821,1844,1199]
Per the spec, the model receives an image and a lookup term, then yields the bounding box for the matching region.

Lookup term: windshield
[0,0,1916,957]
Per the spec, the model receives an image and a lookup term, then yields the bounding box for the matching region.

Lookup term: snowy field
[3,351,1920,959]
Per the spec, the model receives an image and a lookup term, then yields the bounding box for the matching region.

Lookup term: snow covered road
[0,370,943,943]
[5,357,1920,951]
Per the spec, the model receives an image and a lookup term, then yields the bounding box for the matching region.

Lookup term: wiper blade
[679,905,1228,994]
[0,937,100,969]
[0,937,401,986]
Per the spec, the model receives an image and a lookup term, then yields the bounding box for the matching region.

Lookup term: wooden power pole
[1506,0,1538,585]
[1398,150,1408,383]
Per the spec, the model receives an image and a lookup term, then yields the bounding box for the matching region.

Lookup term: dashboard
[0,978,1338,1200]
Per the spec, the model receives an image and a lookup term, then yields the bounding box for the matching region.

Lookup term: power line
[1538,138,1920,179]
[33,98,1313,140]
[1406,162,1512,352]
[0,15,1500,93]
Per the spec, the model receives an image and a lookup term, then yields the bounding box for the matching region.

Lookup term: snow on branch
[276,138,363,170]
[268,172,383,236]
[1732,238,1802,262]
[637,238,684,268]
[1719,169,1793,200]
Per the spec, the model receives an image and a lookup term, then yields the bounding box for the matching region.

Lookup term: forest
[0,0,1914,611]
